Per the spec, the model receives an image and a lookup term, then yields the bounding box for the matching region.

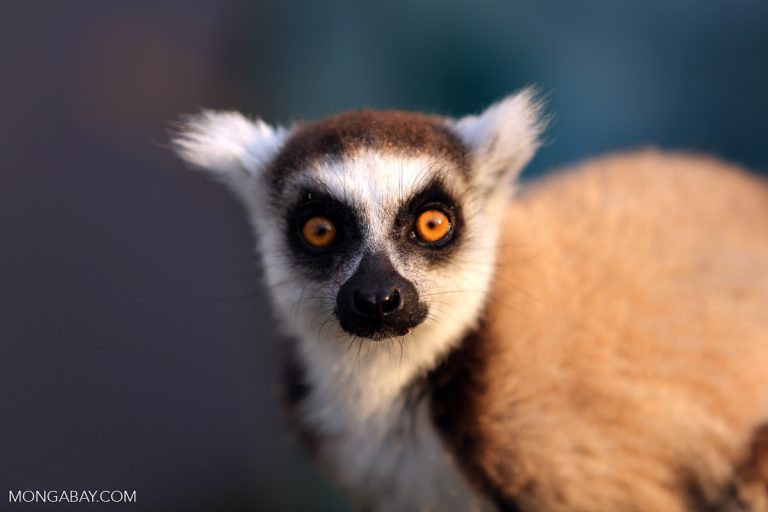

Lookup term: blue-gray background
[1,1,766,510]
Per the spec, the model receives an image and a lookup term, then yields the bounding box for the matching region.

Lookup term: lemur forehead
[270,110,470,189]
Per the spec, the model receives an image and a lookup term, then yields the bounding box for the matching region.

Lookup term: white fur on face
[266,150,497,413]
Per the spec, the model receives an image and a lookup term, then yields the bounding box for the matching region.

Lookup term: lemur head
[173,90,542,389]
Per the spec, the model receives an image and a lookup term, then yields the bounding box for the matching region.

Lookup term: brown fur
[724,424,768,511]
[279,337,324,458]
[432,151,768,511]
[270,110,468,187]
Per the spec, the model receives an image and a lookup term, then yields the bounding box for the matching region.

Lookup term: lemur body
[173,91,768,511]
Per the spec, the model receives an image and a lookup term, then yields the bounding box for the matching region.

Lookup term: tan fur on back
[473,151,768,511]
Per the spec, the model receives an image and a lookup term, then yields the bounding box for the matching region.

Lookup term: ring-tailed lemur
[172,89,768,512]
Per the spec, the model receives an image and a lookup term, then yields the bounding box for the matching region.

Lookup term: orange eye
[302,216,337,248]
[415,209,451,243]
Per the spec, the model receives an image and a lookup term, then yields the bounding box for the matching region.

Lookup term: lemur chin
[172,89,768,512]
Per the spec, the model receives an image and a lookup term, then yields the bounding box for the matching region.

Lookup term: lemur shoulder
[172,90,768,512]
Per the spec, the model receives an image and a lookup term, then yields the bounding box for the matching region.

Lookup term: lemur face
[271,113,473,341]
[173,90,542,361]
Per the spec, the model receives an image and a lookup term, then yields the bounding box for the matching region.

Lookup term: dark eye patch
[392,180,463,265]
[286,189,364,279]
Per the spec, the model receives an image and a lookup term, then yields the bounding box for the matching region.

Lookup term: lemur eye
[302,216,337,249]
[415,209,451,244]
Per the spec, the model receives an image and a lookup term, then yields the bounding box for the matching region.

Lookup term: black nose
[352,288,402,318]
[336,253,427,340]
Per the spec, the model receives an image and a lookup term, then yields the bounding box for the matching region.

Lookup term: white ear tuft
[454,88,546,190]
[171,111,288,196]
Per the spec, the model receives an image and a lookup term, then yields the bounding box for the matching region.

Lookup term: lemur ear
[453,88,545,192]
[171,111,288,202]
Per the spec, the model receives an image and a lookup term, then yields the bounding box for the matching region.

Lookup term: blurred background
[1,1,767,510]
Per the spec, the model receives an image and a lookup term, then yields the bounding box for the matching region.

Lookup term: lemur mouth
[334,253,428,341]
[335,304,428,341]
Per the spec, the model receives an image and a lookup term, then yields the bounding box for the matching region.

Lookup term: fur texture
[433,151,768,512]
